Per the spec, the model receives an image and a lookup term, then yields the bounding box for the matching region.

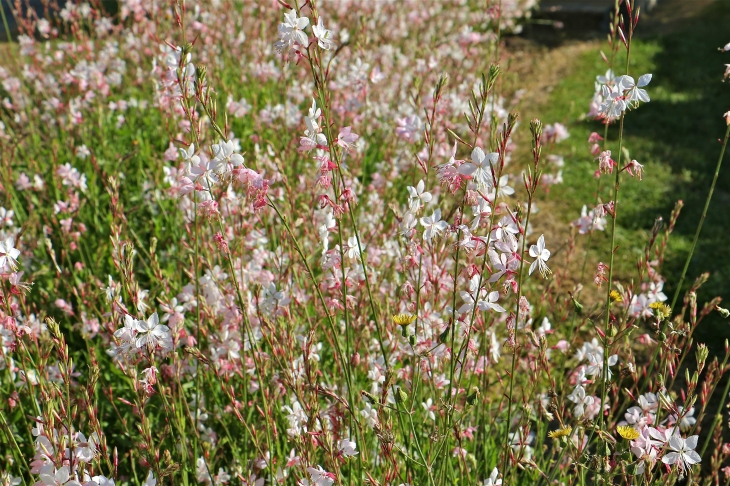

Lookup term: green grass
[529,1,730,353]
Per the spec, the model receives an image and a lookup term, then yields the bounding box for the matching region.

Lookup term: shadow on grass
[620,0,730,350]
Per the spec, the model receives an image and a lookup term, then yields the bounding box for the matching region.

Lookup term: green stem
[669,123,730,312]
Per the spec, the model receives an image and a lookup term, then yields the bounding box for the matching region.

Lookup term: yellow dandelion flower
[649,302,672,321]
[610,290,623,303]
[547,426,572,439]
[393,314,417,326]
[616,425,639,440]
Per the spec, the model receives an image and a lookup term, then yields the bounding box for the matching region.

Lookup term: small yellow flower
[393,314,417,326]
[610,290,623,303]
[649,302,672,321]
[548,426,572,439]
[616,425,639,440]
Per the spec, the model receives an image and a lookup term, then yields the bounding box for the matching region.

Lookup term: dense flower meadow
[1,0,730,485]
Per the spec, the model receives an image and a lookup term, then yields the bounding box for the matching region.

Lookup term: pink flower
[596,150,615,174]
[336,127,359,153]
[395,114,423,142]
[626,159,644,180]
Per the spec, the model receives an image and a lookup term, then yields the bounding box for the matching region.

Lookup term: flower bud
[696,343,709,372]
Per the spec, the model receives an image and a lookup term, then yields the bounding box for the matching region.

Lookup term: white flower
[662,435,701,470]
[345,236,363,260]
[338,439,358,457]
[0,472,22,486]
[596,69,615,85]
[458,275,483,314]
[179,143,201,171]
[572,205,606,234]
[421,398,436,421]
[420,208,448,241]
[142,471,157,486]
[622,74,652,103]
[109,314,138,358]
[0,206,14,227]
[491,215,519,241]
[312,17,335,50]
[305,466,334,486]
[483,467,502,486]
[585,351,618,381]
[567,385,594,418]
[305,98,321,133]
[599,84,627,120]
[470,197,492,230]
[407,180,432,212]
[210,140,244,174]
[90,476,115,486]
[274,9,310,52]
[261,283,291,312]
[318,211,336,253]
[458,147,498,191]
[670,406,697,431]
[477,291,506,313]
[495,174,514,198]
[135,313,172,351]
[360,403,379,429]
[39,464,82,486]
[647,426,679,448]
[528,235,551,277]
[74,431,99,462]
[0,237,20,270]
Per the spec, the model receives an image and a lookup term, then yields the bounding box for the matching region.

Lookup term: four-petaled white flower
[528,235,551,277]
[211,140,244,174]
[567,385,594,418]
[662,435,701,470]
[458,147,498,191]
[477,291,506,313]
[621,74,652,103]
[585,351,619,381]
[572,205,606,234]
[179,143,200,171]
[420,208,448,241]
[471,197,492,230]
[338,439,358,457]
[407,179,432,212]
[135,312,172,351]
[312,17,335,50]
[599,84,627,120]
[346,236,364,260]
[275,9,310,52]
[305,465,335,486]
[598,73,652,120]
[0,237,20,270]
[39,464,77,486]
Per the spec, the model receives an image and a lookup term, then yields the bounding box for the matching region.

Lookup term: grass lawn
[521,0,730,353]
